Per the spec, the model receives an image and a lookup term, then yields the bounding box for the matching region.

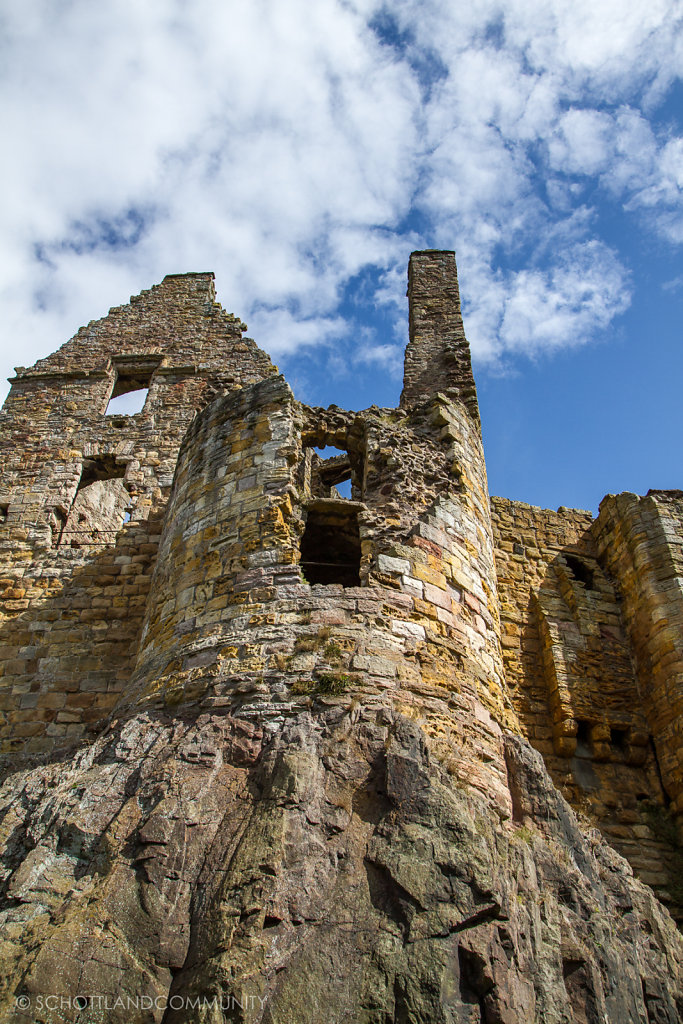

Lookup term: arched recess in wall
[56,455,130,549]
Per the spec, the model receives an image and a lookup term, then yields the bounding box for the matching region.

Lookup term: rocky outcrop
[0,701,681,1022]
[0,252,682,1021]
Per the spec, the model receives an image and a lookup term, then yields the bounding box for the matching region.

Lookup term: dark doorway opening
[564,554,596,590]
[300,501,361,587]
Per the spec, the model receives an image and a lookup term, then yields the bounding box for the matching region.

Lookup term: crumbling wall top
[13,272,270,384]
[400,250,480,426]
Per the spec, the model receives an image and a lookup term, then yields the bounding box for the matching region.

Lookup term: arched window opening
[300,500,361,587]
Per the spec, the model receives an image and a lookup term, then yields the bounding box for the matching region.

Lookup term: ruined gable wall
[0,274,276,765]
[0,272,274,539]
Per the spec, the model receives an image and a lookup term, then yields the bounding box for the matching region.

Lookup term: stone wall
[492,496,680,904]
[0,273,275,762]
[118,258,515,819]
[594,491,683,818]
[401,250,479,424]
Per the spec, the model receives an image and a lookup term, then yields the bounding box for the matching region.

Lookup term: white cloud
[354,341,404,379]
[548,109,613,176]
[248,308,349,359]
[0,0,681,399]
[499,242,630,354]
[459,241,630,366]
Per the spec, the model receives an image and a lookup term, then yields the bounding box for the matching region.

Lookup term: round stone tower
[122,251,515,814]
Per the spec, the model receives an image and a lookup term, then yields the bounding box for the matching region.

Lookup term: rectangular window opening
[106,388,149,416]
[611,727,627,750]
[304,444,359,501]
[105,356,160,416]
[59,456,129,549]
[300,501,361,587]
[575,720,593,758]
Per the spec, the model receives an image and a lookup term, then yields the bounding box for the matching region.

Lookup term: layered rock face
[0,253,681,1022]
[2,705,682,1023]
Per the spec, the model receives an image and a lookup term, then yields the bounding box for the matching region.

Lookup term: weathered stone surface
[0,705,681,1023]
[492,496,683,914]
[0,251,681,1019]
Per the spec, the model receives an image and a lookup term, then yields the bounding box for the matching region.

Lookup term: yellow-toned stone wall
[594,491,683,819]
[492,496,680,901]
[0,250,682,922]
[0,273,276,765]
[121,371,515,818]
[0,517,162,759]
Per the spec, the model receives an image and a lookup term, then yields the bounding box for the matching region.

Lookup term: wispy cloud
[0,0,681,392]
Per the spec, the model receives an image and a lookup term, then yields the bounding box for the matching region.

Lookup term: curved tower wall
[124,254,514,815]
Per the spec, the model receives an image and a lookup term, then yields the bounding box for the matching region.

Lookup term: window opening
[564,554,595,590]
[106,388,148,416]
[105,356,159,416]
[314,446,352,489]
[611,727,627,751]
[304,444,357,500]
[575,720,593,758]
[59,456,128,549]
[0,503,7,523]
[300,501,361,587]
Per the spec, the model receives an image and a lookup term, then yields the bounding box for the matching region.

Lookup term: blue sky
[1,0,681,513]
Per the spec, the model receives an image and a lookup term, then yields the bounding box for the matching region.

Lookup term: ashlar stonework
[0,252,681,1022]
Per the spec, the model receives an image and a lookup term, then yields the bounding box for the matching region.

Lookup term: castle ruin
[0,252,681,1022]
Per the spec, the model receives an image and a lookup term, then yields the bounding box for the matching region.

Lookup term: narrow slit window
[611,727,627,751]
[300,502,361,587]
[575,720,593,758]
